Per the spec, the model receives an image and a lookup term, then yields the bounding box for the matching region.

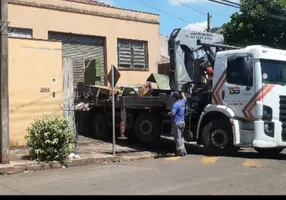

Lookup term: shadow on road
[80,130,286,161]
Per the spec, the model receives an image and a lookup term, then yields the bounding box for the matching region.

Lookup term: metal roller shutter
[48,33,105,88]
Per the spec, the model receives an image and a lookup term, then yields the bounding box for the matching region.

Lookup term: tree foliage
[222,0,286,49]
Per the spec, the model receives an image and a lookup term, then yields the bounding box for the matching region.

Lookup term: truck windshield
[261,59,286,85]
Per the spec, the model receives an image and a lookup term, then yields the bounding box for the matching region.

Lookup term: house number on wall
[40,88,50,93]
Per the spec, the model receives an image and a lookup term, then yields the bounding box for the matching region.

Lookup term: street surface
[1,150,286,195]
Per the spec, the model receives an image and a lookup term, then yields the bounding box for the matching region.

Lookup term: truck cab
[198,46,286,155]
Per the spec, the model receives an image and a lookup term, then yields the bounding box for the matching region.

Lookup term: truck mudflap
[229,119,241,146]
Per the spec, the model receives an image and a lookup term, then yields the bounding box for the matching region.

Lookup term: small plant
[25,115,74,164]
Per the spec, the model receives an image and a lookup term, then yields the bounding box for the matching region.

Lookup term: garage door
[48,32,105,88]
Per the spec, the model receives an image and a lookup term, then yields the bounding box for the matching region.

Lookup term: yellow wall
[9,38,63,146]
[8,0,160,86]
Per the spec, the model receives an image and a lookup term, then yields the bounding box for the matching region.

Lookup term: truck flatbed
[75,84,171,110]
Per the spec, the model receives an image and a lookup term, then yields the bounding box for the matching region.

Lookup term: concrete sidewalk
[0,136,156,175]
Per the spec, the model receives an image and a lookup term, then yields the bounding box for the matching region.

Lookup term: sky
[98,0,240,35]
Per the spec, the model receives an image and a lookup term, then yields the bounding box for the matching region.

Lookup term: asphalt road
[1,152,286,195]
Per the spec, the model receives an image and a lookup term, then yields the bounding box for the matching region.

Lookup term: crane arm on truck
[168,28,224,91]
[196,40,240,67]
[168,28,242,92]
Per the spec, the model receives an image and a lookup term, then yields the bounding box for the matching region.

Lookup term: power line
[131,0,189,23]
[220,0,240,7]
[176,0,232,17]
[131,0,207,29]
[201,0,239,11]
[215,0,286,22]
[211,1,286,32]
[174,0,206,15]
[171,0,286,33]
[207,0,240,9]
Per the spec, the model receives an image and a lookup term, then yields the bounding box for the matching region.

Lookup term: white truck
[169,28,286,156]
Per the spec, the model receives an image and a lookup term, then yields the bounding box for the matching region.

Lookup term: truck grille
[279,96,286,141]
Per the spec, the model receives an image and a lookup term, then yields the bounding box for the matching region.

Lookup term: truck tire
[202,118,238,155]
[134,113,161,144]
[254,147,284,157]
[92,114,109,140]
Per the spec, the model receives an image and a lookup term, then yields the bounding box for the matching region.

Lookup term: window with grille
[8,27,32,38]
[117,39,148,70]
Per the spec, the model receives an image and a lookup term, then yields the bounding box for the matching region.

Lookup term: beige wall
[9,38,63,146]
[8,0,161,86]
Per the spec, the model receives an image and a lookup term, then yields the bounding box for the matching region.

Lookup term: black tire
[134,113,161,144]
[92,114,110,140]
[254,147,284,157]
[202,118,238,155]
[124,129,137,141]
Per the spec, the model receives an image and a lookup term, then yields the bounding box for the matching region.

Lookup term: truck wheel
[92,114,109,140]
[202,118,238,155]
[134,113,161,144]
[254,148,284,157]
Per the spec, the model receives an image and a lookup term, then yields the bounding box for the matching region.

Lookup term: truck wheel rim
[140,120,152,135]
[211,129,228,148]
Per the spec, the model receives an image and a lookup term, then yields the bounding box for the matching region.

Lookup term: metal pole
[111,65,116,157]
[0,0,9,164]
[207,12,211,32]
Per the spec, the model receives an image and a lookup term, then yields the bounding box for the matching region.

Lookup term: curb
[0,153,156,176]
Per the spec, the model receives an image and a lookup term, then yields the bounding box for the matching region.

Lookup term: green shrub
[25,115,74,164]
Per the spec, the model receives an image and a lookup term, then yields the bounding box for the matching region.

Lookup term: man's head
[171,91,181,101]
[206,67,214,77]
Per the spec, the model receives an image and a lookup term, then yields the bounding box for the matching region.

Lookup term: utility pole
[0,0,10,164]
[207,12,212,32]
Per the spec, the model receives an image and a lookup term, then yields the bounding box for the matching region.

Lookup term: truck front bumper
[253,120,286,148]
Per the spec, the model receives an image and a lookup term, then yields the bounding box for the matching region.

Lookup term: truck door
[219,54,254,118]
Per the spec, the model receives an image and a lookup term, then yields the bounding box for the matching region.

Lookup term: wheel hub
[140,120,152,135]
[211,129,228,148]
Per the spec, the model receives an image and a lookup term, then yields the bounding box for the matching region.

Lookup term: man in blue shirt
[166,91,187,156]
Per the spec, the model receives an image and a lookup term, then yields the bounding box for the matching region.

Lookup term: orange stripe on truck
[242,84,274,118]
[212,70,226,105]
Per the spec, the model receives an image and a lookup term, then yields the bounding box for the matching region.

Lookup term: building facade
[8,0,160,87]
[7,0,160,146]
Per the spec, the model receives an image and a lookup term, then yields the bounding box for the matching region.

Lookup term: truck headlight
[264,122,274,137]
